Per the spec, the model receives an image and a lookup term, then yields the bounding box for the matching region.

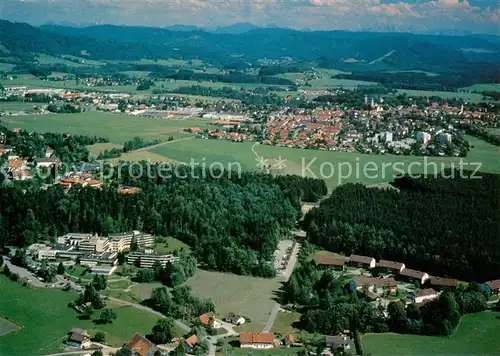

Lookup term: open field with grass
[361,311,500,356]
[87,142,123,156]
[154,236,191,254]
[188,270,281,325]
[0,276,167,356]
[270,311,302,335]
[397,89,485,102]
[150,137,500,189]
[0,62,16,72]
[460,83,500,93]
[1,112,208,144]
[0,101,44,112]
[309,250,347,262]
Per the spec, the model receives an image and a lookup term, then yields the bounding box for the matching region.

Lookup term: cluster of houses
[0,143,60,181]
[30,231,179,275]
[318,254,500,305]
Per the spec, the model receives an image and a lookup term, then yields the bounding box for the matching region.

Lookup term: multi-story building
[126,250,180,268]
[109,231,155,252]
[77,237,110,253]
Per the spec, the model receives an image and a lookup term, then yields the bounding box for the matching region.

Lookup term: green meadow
[0,276,166,355]
[361,311,500,356]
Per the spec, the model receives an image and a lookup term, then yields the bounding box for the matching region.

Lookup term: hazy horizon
[1,0,499,35]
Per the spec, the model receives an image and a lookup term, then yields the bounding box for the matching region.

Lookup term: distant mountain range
[1,19,498,82]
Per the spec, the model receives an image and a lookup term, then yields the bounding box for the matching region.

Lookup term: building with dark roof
[317,256,345,271]
[129,333,156,356]
[430,277,458,289]
[399,268,430,285]
[378,260,406,274]
[348,255,376,269]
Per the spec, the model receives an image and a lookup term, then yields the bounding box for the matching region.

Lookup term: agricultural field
[0,101,42,112]
[188,269,281,325]
[150,137,500,190]
[0,62,16,72]
[397,89,485,102]
[0,276,167,356]
[1,112,208,144]
[361,311,500,356]
[460,83,500,93]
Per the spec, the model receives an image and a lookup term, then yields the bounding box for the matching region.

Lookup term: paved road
[3,257,46,287]
[262,242,301,333]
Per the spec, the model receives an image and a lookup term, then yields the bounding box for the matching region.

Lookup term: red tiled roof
[199,313,210,326]
[400,268,427,279]
[378,260,404,270]
[318,256,345,267]
[430,277,458,288]
[349,255,375,264]
[486,279,500,290]
[129,333,154,356]
[240,332,274,344]
[417,288,438,298]
[185,334,198,347]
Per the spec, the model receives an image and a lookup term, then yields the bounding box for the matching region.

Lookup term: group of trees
[135,249,197,287]
[146,284,215,321]
[457,123,500,146]
[0,122,108,163]
[0,163,326,277]
[47,103,82,114]
[284,261,489,338]
[302,173,500,281]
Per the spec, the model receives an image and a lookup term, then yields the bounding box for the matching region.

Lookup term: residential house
[239,332,274,349]
[199,313,222,329]
[36,157,59,168]
[128,332,157,356]
[348,255,376,269]
[399,268,429,285]
[283,334,295,347]
[486,279,500,294]
[429,277,459,290]
[414,288,440,304]
[353,277,398,294]
[317,256,345,271]
[66,328,91,349]
[224,312,246,326]
[377,260,405,274]
[325,334,354,351]
[184,334,198,354]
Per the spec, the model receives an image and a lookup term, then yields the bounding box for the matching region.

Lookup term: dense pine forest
[0,166,327,277]
[302,172,500,281]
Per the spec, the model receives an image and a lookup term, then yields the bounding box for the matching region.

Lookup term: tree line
[302,172,500,281]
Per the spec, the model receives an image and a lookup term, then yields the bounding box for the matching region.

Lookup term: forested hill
[0,164,327,278]
[1,19,499,77]
[302,172,500,282]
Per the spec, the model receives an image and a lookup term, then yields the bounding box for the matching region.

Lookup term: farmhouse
[399,268,429,285]
[66,328,91,349]
[485,279,500,294]
[239,332,275,349]
[414,288,440,304]
[325,334,354,351]
[129,332,157,356]
[430,277,459,290]
[224,312,246,325]
[377,260,405,274]
[184,334,198,354]
[199,313,222,329]
[317,256,345,271]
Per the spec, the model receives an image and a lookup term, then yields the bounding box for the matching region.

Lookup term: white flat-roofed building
[127,250,180,268]
[78,237,110,253]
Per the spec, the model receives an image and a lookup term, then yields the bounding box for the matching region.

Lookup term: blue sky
[1,0,499,34]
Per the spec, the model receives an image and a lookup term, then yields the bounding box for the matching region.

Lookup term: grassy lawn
[309,250,347,262]
[188,270,282,325]
[0,276,166,355]
[460,83,500,93]
[154,236,191,253]
[87,142,123,156]
[0,112,208,144]
[270,311,302,335]
[361,311,500,356]
[397,89,486,102]
[129,282,164,301]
